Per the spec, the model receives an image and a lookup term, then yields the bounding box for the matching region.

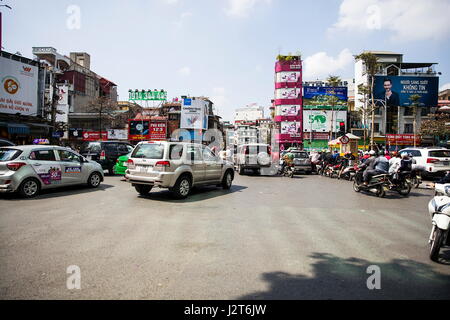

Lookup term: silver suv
[0,145,104,198]
[125,141,235,199]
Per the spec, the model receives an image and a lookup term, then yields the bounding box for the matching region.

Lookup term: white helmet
[369,150,376,156]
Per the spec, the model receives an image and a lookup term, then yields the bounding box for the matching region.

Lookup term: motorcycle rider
[362,151,389,185]
[359,150,377,185]
[338,151,355,178]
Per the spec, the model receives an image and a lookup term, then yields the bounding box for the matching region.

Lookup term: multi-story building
[234,104,264,124]
[274,55,303,151]
[354,51,439,148]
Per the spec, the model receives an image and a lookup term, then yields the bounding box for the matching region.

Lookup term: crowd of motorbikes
[278,149,449,262]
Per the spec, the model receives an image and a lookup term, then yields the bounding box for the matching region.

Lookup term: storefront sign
[386,134,421,145]
[107,129,128,140]
[149,122,166,141]
[82,131,108,141]
[0,56,38,116]
[69,128,83,139]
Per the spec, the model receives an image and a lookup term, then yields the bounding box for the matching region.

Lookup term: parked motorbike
[339,164,358,181]
[427,184,450,262]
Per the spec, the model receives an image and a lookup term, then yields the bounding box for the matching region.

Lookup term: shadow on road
[139,184,248,203]
[0,184,115,201]
[238,252,450,300]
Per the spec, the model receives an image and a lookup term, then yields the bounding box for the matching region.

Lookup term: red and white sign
[386,134,421,145]
[340,135,350,145]
[149,122,167,141]
[83,131,108,141]
[303,132,330,140]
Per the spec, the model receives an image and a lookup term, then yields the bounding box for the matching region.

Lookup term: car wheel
[108,167,114,176]
[18,178,41,198]
[88,172,102,188]
[172,175,192,199]
[222,170,233,189]
[135,185,152,195]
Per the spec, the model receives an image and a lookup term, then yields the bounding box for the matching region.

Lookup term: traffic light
[339,122,346,135]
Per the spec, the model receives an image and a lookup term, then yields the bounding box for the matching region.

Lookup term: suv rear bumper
[125,172,175,188]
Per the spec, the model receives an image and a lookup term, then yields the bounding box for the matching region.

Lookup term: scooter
[353,168,387,197]
[427,184,450,262]
[339,164,358,181]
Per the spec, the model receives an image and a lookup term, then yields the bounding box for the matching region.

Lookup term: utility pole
[0,2,13,51]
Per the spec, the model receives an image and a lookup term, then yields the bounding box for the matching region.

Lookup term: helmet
[364,151,369,155]
[401,152,408,158]
[369,150,376,156]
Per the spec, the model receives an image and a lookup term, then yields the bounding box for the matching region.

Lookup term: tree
[420,112,450,139]
[355,52,380,151]
[408,94,421,147]
[327,75,341,87]
[87,97,118,138]
[357,83,371,150]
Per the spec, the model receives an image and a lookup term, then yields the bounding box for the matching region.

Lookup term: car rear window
[429,150,450,158]
[81,142,101,153]
[0,148,22,161]
[292,152,308,159]
[132,143,164,159]
[169,144,184,160]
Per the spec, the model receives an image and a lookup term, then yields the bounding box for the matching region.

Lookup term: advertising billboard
[149,122,167,141]
[276,72,301,83]
[0,56,38,116]
[374,76,439,107]
[107,129,128,140]
[181,99,208,130]
[303,110,347,133]
[129,120,150,140]
[82,131,108,141]
[280,121,302,135]
[275,88,301,100]
[303,86,348,105]
[277,105,301,117]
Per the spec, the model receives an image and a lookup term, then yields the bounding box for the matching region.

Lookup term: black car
[80,141,133,175]
[0,138,15,147]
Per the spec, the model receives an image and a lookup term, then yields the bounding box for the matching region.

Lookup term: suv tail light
[7,162,27,171]
[267,146,272,156]
[155,161,170,172]
[100,150,106,160]
[126,159,135,169]
[427,158,439,164]
[245,147,249,155]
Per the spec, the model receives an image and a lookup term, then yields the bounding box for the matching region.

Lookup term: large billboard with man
[374,76,439,107]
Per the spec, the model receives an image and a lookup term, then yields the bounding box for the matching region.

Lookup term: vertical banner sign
[0,56,38,116]
[149,122,167,141]
[181,99,208,130]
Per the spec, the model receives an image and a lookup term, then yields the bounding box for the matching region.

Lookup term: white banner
[303,110,347,133]
[108,129,128,140]
[276,71,301,83]
[281,121,301,135]
[0,56,38,116]
[181,98,208,130]
[276,105,301,116]
[275,88,301,100]
[57,85,69,105]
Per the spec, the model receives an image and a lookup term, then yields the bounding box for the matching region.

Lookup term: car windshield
[132,144,164,159]
[0,148,22,161]
[429,150,450,158]
[81,142,101,152]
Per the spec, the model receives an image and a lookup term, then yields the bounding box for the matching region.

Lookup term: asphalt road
[0,172,449,300]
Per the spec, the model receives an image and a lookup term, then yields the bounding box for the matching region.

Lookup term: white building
[234,104,264,124]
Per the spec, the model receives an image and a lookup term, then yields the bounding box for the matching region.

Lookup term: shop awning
[7,123,30,135]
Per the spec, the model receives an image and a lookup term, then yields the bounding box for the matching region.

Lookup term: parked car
[113,152,131,175]
[0,138,15,147]
[0,145,104,198]
[236,143,272,175]
[80,141,133,175]
[290,149,313,174]
[125,141,235,199]
[399,147,450,176]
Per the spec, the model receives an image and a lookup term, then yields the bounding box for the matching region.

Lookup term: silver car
[0,145,104,198]
[125,141,235,199]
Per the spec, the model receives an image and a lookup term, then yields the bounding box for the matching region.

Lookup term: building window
[372,123,380,132]
[404,124,414,134]
[404,107,413,116]
[421,107,430,117]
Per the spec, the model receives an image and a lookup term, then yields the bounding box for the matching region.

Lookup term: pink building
[274,55,303,151]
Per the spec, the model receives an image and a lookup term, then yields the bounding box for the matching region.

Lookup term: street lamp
[0,2,13,51]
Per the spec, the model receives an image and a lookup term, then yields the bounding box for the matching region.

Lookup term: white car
[399,147,450,175]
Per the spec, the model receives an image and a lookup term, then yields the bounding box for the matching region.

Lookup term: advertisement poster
[0,56,38,116]
[275,88,301,100]
[303,110,347,133]
[69,128,83,139]
[181,99,208,130]
[281,121,301,135]
[31,163,62,185]
[149,122,166,141]
[374,76,439,107]
[56,84,69,124]
[276,72,301,83]
[303,86,348,104]
[129,120,150,140]
[107,129,128,140]
[277,105,301,116]
[386,134,421,146]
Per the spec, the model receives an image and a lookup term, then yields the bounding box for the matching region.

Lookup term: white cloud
[211,87,226,114]
[330,0,450,42]
[163,0,179,5]
[303,49,354,80]
[178,66,191,76]
[440,83,450,92]
[173,11,193,28]
[225,0,272,18]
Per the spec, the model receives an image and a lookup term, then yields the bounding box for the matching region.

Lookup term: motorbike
[353,169,412,197]
[282,163,295,178]
[339,164,358,181]
[406,170,422,189]
[427,184,450,262]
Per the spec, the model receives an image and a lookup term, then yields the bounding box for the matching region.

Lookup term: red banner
[386,134,421,146]
[149,122,167,141]
[303,132,330,140]
[82,131,108,141]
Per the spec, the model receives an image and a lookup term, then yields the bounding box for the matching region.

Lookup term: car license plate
[444,162,449,166]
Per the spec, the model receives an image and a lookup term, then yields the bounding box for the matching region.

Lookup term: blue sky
[2,0,450,121]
